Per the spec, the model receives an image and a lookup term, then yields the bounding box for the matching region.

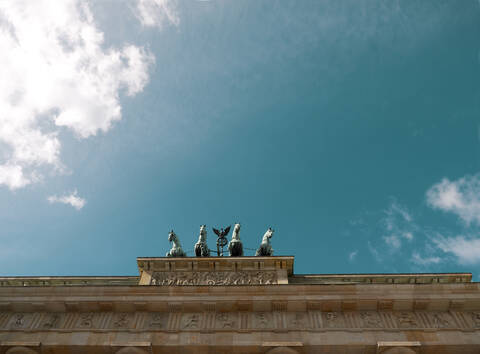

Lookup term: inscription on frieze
[150,271,277,286]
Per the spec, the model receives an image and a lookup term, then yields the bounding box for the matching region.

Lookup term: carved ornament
[150,271,277,286]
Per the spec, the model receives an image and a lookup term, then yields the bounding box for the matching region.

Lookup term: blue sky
[1,0,480,278]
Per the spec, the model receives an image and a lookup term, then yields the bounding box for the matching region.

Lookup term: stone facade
[0,256,478,353]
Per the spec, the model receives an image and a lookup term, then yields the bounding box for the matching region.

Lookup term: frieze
[0,311,478,332]
[150,271,277,286]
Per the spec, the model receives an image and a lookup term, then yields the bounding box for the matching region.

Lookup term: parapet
[137,256,294,285]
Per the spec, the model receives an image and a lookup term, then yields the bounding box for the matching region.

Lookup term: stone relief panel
[322,311,345,328]
[471,312,480,328]
[39,313,63,329]
[0,311,479,332]
[75,312,98,329]
[150,271,277,286]
[146,312,168,330]
[359,311,383,328]
[112,313,134,329]
[426,312,456,328]
[287,312,309,329]
[7,313,34,330]
[215,312,238,330]
[181,313,202,330]
[394,312,420,328]
[252,312,274,329]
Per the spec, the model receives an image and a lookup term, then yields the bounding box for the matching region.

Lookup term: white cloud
[48,190,86,210]
[411,252,441,266]
[426,175,480,226]
[433,235,480,265]
[0,164,33,190]
[348,250,358,262]
[135,0,179,28]
[0,1,154,190]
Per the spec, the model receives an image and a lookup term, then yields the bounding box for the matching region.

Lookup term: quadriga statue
[166,230,186,257]
[255,227,274,256]
[194,225,210,257]
[228,223,243,256]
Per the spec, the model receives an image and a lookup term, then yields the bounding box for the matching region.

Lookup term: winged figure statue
[213,225,231,256]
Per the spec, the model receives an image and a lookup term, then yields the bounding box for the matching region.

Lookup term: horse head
[232,223,241,240]
[263,227,274,242]
[198,225,207,241]
[168,230,176,243]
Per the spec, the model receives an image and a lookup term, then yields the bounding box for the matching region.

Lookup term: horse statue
[228,223,243,256]
[166,230,186,257]
[255,227,274,256]
[194,225,210,257]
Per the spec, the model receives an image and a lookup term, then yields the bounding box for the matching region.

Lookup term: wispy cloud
[48,190,86,210]
[411,252,441,266]
[381,200,416,250]
[426,174,480,226]
[348,250,358,262]
[368,241,382,263]
[0,1,154,190]
[383,235,401,249]
[135,0,179,28]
